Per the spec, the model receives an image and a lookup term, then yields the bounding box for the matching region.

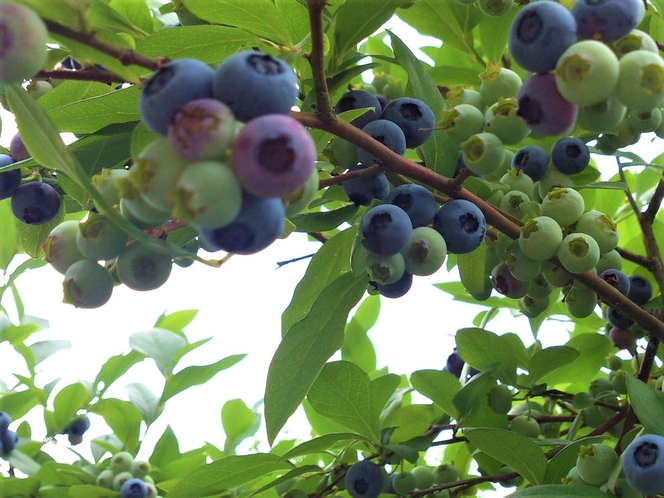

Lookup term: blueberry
[622,434,664,496]
[115,241,173,291]
[608,326,635,350]
[345,460,385,498]
[63,260,115,309]
[384,184,437,228]
[0,3,48,85]
[140,58,215,135]
[606,307,634,329]
[598,269,630,296]
[11,181,61,225]
[443,348,465,378]
[361,204,413,256]
[627,275,653,305]
[231,114,316,198]
[213,50,298,123]
[432,199,486,254]
[0,154,21,200]
[0,411,11,433]
[341,166,390,206]
[516,73,578,136]
[0,429,18,454]
[356,119,406,166]
[508,1,577,74]
[9,133,29,161]
[512,145,549,182]
[373,270,413,299]
[550,137,590,175]
[491,263,530,299]
[572,0,645,43]
[380,97,435,148]
[65,415,90,437]
[198,190,285,255]
[334,90,382,129]
[120,477,148,498]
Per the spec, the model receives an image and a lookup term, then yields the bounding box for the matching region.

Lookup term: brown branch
[44,19,161,71]
[318,165,382,188]
[305,0,335,120]
[616,246,655,272]
[37,69,126,85]
[643,176,664,224]
[293,110,664,340]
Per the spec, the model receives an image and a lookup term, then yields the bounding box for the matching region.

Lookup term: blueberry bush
[2,0,664,496]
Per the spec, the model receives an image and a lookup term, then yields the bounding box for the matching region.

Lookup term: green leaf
[464,428,548,485]
[383,404,436,443]
[17,206,65,259]
[410,369,461,419]
[265,272,368,444]
[91,399,142,453]
[341,295,379,373]
[96,0,153,37]
[626,375,664,435]
[289,204,359,233]
[222,399,261,453]
[308,360,381,442]
[509,484,611,497]
[477,9,517,64]
[94,350,145,394]
[154,309,199,334]
[334,0,413,66]
[0,200,18,270]
[457,243,492,301]
[129,328,188,377]
[281,433,366,461]
[541,334,613,387]
[135,25,259,62]
[150,425,182,470]
[67,485,119,498]
[528,346,579,384]
[0,389,43,420]
[185,0,292,45]
[53,383,90,431]
[161,354,245,403]
[166,453,293,498]
[126,382,160,422]
[388,31,457,178]
[456,328,526,385]
[29,340,71,367]
[281,227,357,334]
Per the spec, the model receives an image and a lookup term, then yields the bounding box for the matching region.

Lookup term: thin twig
[616,246,655,272]
[36,69,126,85]
[318,165,382,188]
[644,176,664,224]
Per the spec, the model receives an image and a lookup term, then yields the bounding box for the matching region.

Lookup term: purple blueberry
[356,119,406,166]
[384,184,437,228]
[380,97,435,148]
[11,181,61,225]
[334,90,382,129]
[361,204,413,256]
[443,348,465,378]
[551,137,590,175]
[572,0,645,43]
[491,263,529,299]
[627,275,653,305]
[516,73,578,136]
[508,1,578,74]
[9,133,29,161]
[139,58,215,135]
[213,50,298,123]
[433,199,486,254]
[198,190,285,255]
[599,269,630,296]
[0,154,21,200]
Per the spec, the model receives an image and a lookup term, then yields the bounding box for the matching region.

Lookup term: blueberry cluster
[0,411,18,456]
[39,50,317,308]
[95,451,158,498]
[62,415,90,445]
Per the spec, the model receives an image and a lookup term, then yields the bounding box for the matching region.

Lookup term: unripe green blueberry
[575,210,619,254]
[382,79,404,100]
[554,40,620,106]
[576,443,619,487]
[411,465,434,489]
[445,86,485,112]
[497,465,523,488]
[519,294,550,318]
[284,167,319,216]
[0,3,48,85]
[540,187,584,227]
[330,137,360,169]
[558,233,600,274]
[610,30,659,59]
[95,469,115,489]
[499,190,531,220]
[171,161,242,229]
[145,482,158,497]
[581,404,607,428]
[63,260,114,309]
[576,97,626,132]
[43,220,87,275]
[92,168,130,210]
[460,133,505,176]
[611,370,628,394]
[607,355,623,371]
[509,415,540,438]
[112,471,134,491]
[119,195,172,230]
[111,451,135,474]
[392,471,417,495]
[479,64,521,105]
[433,463,458,485]
[519,216,563,262]
[116,241,172,291]
[500,167,535,198]
[366,252,406,285]
[588,377,613,397]
[76,212,129,261]
[596,249,623,274]
[488,384,513,414]
[505,242,542,282]
[400,226,447,276]
[527,273,554,298]
[484,98,531,145]
[628,107,662,133]
[614,50,664,112]
[537,169,574,199]
[563,466,589,486]
[131,459,152,478]
[439,104,485,143]
[564,286,598,318]
[572,391,593,410]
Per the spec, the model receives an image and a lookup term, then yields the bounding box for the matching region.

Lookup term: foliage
[1,0,664,497]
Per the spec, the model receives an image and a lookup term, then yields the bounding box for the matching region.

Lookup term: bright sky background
[1,12,662,496]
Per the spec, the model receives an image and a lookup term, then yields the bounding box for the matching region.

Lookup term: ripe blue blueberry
[341,166,389,206]
[385,184,437,228]
[0,429,18,454]
[550,137,590,175]
[627,275,653,305]
[508,1,577,74]
[572,0,645,43]
[606,307,634,329]
[444,348,465,378]
[335,90,383,129]
[622,434,664,496]
[373,270,413,299]
[213,50,298,123]
[361,204,413,256]
[120,478,148,498]
[356,119,406,166]
[140,58,215,135]
[0,412,11,433]
[433,199,486,254]
[512,145,549,182]
[65,415,90,437]
[598,269,630,297]
[198,190,285,255]
[345,460,385,498]
[11,181,61,225]
[380,97,435,148]
[0,154,21,200]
